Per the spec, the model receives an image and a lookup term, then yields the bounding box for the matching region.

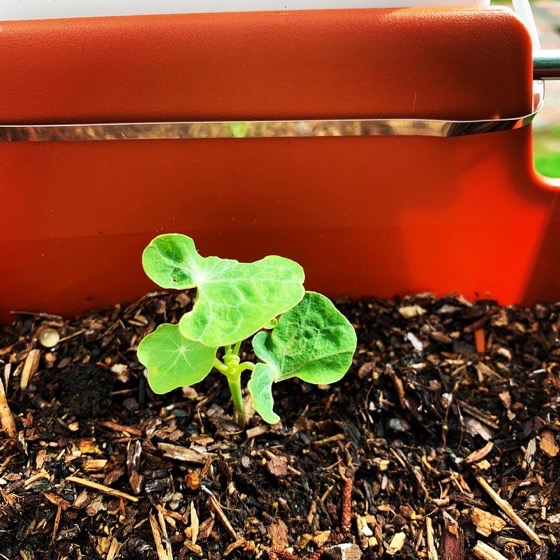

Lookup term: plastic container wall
[0,8,557,323]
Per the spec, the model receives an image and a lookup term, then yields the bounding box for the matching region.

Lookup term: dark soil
[0,292,559,560]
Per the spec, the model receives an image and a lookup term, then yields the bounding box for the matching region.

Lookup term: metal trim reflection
[0,81,544,142]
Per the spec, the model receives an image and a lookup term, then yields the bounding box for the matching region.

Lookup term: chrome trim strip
[534,50,560,79]
[0,81,544,142]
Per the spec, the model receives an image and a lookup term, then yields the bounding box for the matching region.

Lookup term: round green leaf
[179,253,305,347]
[142,234,202,290]
[247,363,280,424]
[137,323,216,394]
[142,234,305,347]
[252,291,357,384]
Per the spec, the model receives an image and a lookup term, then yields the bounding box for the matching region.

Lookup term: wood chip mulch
[0,292,559,560]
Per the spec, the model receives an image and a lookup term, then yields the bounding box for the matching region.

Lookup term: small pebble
[39,327,60,348]
[123,397,140,412]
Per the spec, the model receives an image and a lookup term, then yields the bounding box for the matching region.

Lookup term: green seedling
[137,234,356,427]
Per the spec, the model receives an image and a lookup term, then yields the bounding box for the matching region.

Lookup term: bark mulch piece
[0,292,559,560]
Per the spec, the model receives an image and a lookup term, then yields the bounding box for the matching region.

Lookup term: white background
[0,0,490,21]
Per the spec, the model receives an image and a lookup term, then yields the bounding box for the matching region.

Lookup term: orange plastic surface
[1,8,558,323]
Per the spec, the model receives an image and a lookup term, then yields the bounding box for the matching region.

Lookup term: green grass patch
[535,152,560,178]
[533,128,560,179]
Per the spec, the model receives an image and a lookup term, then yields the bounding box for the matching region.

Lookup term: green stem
[226,373,246,428]
[213,358,229,374]
[214,345,254,428]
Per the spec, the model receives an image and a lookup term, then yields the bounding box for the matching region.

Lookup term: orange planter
[0,7,557,324]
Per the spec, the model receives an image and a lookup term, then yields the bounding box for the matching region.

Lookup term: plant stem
[213,358,229,374]
[226,373,246,428]
[216,345,254,428]
[232,340,242,355]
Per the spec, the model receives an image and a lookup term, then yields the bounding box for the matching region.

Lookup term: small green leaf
[142,234,305,347]
[252,291,357,383]
[137,323,216,394]
[142,234,202,289]
[247,364,280,424]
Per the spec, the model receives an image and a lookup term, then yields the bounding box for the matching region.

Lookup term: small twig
[57,329,86,344]
[149,512,170,560]
[0,344,16,358]
[0,376,16,438]
[456,401,500,430]
[476,476,542,545]
[465,442,494,465]
[66,475,139,502]
[10,310,63,320]
[20,348,41,391]
[313,434,346,446]
[190,501,199,545]
[50,505,63,546]
[157,509,173,560]
[463,306,500,333]
[472,541,509,560]
[106,538,121,560]
[425,517,438,560]
[3,363,11,391]
[341,477,353,535]
[23,469,50,488]
[440,513,465,560]
[98,420,143,436]
[201,486,238,540]
[158,442,210,464]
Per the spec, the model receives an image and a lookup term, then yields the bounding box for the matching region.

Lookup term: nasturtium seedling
[137,234,357,427]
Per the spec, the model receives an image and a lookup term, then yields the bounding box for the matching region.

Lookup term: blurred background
[530,1,560,179]
[495,1,560,179]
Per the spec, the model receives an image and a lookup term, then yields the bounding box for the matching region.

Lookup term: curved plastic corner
[530,161,560,193]
[491,6,534,71]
